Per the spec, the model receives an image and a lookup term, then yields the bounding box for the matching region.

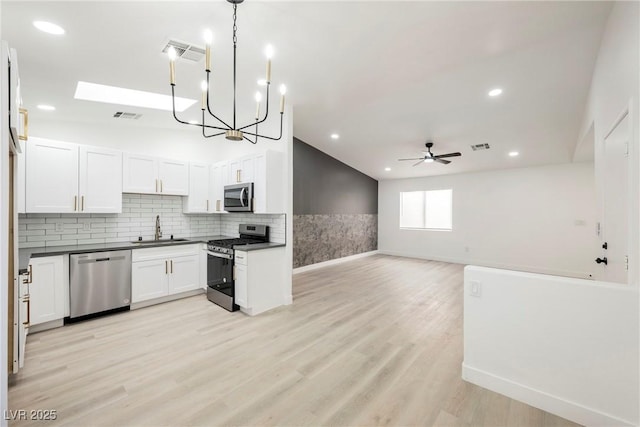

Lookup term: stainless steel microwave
[224,183,254,212]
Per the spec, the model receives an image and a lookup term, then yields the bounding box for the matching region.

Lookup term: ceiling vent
[113,111,142,120]
[162,39,205,62]
[471,143,490,151]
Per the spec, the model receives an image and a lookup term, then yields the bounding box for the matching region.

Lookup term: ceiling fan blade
[433,152,462,159]
[434,158,451,165]
[412,160,424,167]
[398,158,424,161]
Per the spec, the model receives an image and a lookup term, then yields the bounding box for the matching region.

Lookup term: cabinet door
[132,259,169,303]
[168,254,200,294]
[26,137,79,213]
[184,163,210,213]
[29,256,65,325]
[158,159,189,195]
[123,153,158,194]
[210,162,228,213]
[79,146,122,213]
[229,159,242,184]
[234,263,248,308]
[240,156,255,183]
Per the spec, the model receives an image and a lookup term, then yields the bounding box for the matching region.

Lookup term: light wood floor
[9,255,580,427]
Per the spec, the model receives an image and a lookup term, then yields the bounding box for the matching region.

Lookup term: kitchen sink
[131,238,190,245]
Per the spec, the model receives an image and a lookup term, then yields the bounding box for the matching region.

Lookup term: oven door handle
[205,250,233,260]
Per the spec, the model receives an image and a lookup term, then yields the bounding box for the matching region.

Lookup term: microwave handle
[240,187,246,207]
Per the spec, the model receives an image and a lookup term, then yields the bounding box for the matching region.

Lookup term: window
[400,189,452,230]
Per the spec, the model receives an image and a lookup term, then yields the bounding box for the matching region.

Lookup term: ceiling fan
[398,142,462,166]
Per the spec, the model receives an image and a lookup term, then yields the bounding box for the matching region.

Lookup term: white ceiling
[2,1,610,180]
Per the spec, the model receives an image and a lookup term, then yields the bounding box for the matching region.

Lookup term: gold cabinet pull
[74,196,77,211]
[216,200,221,212]
[170,260,173,274]
[155,179,159,193]
[19,108,28,141]
[236,170,241,183]
[233,265,236,281]
[165,260,168,274]
[160,180,163,192]
[23,296,30,327]
[81,196,85,211]
[206,200,209,211]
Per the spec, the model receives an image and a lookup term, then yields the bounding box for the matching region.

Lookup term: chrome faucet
[155,215,162,240]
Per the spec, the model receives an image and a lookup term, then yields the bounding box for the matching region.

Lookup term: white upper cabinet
[253,150,285,214]
[122,153,158,194]
[26,137,79,213]
[79,145,122,213]
[183,162,211,213]
[26,137,122,214]
[229,155,255,184]
[17,139,26,214]
[158,159,189,195]
[123,153,188,196]
[210,161,229,213]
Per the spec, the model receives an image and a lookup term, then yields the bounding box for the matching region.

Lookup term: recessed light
[33,21,65,35]
[488,88,503,97]
[508,151,519,157]
[37,104,56,111]
[424,158,434,163]
[384,167,391,171]
[74,81,196,112]
[330,133,339,140]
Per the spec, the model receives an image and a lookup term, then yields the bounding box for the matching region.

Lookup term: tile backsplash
[19,194,286,248]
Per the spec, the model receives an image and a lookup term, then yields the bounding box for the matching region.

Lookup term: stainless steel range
[205,224,269,311]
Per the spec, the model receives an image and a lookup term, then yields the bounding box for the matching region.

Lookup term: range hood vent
[162,39,205,62]
[113,111,142,120]
[471,143,490,151]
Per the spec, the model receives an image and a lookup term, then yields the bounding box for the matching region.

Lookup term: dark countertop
[18,236,286,274]
[233,242,286,251]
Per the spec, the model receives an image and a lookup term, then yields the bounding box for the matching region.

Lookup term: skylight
[74,81,196,112]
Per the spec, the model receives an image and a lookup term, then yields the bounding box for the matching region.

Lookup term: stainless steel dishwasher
[69,250,132,318]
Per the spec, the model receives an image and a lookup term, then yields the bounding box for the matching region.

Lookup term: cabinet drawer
[132,244,200,262]
[234,250,247,266]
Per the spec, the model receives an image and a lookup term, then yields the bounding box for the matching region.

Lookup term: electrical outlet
[55,222,64,232]
[83,222,91,232]
[470,281,482,297]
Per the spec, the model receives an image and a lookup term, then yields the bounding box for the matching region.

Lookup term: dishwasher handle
[77,255,127,264]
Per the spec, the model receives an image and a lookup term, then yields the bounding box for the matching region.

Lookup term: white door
[131,259,169,303]
[158,159,189,195]
[26,137,79,213]
[79,146,122,213]
[29,256,65,325]
[601,114,629,284]
[168,255,200,294]
[123,153,158,194]
[185,163,210,213]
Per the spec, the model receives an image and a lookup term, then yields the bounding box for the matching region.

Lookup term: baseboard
[462,363,635,427]
[28,318,64,334]
[293,250,379,274]
[377,250,592,280]
[130,289,204,310]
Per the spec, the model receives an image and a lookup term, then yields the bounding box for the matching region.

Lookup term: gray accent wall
[293,138,378,268]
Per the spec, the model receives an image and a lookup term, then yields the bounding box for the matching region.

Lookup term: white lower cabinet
[27,255,66,326]
[131,245,201,304]
[233,247,286,315]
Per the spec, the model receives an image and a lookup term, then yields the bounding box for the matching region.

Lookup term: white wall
[379,162,597,278]
[577,1,639,284]
[463,266,639,426]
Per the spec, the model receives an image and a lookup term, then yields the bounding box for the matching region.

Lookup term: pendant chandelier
[167,0,286,143]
